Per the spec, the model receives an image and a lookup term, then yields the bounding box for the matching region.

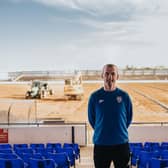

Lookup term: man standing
[88,64,133,168]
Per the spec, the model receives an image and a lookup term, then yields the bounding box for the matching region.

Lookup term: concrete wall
[3,124,168,146]
[8,125,86,146]
[129,125,168,143]
[88,124,168,144]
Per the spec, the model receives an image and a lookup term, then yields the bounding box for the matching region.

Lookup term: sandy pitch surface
[0,82,168,123]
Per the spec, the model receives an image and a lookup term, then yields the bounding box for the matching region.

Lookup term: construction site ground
[0,82,167,122]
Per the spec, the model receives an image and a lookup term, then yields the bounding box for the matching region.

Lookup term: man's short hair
[101,64,118,77]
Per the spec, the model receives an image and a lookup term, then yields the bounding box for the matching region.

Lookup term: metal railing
[7,69,168,81]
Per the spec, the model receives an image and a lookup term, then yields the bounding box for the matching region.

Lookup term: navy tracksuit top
[88,87,133,145]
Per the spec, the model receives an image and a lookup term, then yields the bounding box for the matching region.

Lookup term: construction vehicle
[64,72,84,100]
[25,80,53,99]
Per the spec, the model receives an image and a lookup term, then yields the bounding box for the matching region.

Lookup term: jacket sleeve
[126,94,133,128]
[88,94,96,129]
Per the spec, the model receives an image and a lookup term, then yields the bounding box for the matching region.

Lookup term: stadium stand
[0,143,80,168]
[130,142,168,168]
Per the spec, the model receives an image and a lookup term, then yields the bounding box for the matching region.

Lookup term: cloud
[6,0,159,19]
[38,0,160,40]
[32,0,159,17]
[3,0,167,70]
[7,0,161,29]
[33,0,79,10]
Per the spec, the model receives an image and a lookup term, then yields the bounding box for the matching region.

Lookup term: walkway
[76,145,114,168]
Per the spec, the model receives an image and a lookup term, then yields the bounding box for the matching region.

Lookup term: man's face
[102,65,119,89]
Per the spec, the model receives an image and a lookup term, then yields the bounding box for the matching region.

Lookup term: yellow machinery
[64,72,84,100]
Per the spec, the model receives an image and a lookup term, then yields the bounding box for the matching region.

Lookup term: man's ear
[117,74,119,80]
[101,72,104,79]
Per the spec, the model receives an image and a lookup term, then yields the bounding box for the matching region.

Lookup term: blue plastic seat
[63,143,80,160]
[47,152,69,168]
[0,153,19,159]
[161,150,168,159]
[46,143,62,152]
[21,153,44,163]
[0,158,24,168]
[149,158,168,168]
[30,144,45,149]
[138,151,153,168]
[161,143,168,151]
[0,149,13,154]
[13,144,28,151]
[29,158,57,168]
[34,148,53,157]
[129,142,143,152]
[57,147,75,166]
[15,148,34,157]
[144,142,160,152]
[131,146,143,166]
[161,142,168,146]
[0,144,12,149]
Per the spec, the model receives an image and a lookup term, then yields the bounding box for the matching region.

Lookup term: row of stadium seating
[130,142,168,168]
[0,142,80,168]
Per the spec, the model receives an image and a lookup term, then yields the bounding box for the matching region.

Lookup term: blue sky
[0,0,168,72]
